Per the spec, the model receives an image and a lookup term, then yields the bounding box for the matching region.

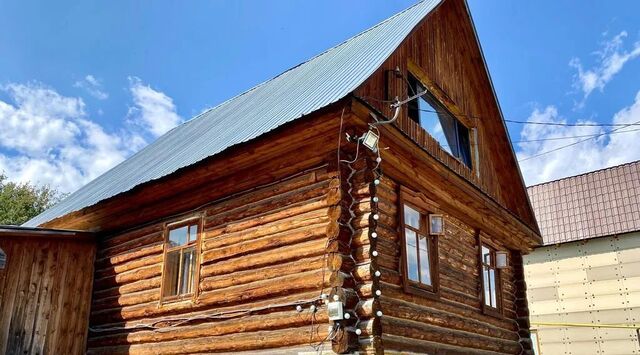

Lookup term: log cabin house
[11,0,543,353]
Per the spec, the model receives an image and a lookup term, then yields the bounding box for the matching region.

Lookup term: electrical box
[327,301,344,320]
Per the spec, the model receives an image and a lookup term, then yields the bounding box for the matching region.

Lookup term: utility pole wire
[518,119,640,162]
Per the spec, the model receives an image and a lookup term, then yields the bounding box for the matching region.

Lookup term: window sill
[159,294,196,307]
[404,283,439,301]
[481,305,503,319]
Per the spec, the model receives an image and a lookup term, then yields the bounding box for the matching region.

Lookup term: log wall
[86,165,346,354]
[0,232,95,355]
[372,176,527,354]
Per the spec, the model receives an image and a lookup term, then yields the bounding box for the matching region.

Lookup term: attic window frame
[400,60,479,175]
[160,216,203,305]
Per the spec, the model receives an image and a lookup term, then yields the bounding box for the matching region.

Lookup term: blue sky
[1,0,639,192]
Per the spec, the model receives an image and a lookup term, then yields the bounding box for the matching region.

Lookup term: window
[407,72,473,169]
[480,243,502,312]
[530,330,541,355]
[161,220,201,301]
[400,202,439,296]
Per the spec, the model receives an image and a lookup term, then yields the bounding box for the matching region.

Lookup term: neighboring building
[525,161,640,355]
[0,226,95,355]
[4,0,542,353]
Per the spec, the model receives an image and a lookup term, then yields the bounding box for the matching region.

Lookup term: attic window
[161,219,201,302]
[407,73,473,169]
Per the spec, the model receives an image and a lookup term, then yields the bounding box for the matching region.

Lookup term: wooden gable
[355,0,538,233]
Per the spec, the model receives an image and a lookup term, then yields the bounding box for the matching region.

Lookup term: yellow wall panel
[525,232,640,355]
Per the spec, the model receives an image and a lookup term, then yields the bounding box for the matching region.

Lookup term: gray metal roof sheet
[25,0,442,227]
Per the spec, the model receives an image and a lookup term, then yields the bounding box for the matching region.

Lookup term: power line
[416,107,639,128]
[436,127,640,148]
[504,119,640,127]
[518,119,640,162]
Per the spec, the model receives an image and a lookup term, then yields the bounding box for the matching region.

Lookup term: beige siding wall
[524,231,640,355]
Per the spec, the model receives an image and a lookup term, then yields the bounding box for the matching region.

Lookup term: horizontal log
[200,238,328,278]
[203,208,330,250]
[88,324,330,355]
[88,308,327,347]
[96,243,163,270]
[382,334,503,355]
[206,196,331,239]
[92,269,334,324]
[93,277,162,300]
[201,223,327,263]
[95,254,163,280]
[200,255,325,292]
[381,315,520,354]
[94,264,161,290]
[99,224,163,252]
[379,297,518,341]
[204,171,320,217]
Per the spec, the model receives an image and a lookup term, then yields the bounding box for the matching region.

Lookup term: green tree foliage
[0,174,64,225]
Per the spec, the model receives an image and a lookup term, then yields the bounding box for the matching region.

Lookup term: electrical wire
[518,119,640,162]
[89,297,321,333]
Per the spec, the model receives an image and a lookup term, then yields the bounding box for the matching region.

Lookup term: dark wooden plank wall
[0,235,96,355]
[354,0,537,230]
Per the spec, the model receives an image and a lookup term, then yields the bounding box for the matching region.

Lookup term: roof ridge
[527,159,640,189]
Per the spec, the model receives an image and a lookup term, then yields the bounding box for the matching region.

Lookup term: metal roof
[527,160,640,245]
[25,0,442,227]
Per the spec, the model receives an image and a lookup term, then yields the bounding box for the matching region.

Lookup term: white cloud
[517,91,640,185]
[0,79,180,193]
[127,77,182,137]
[74,74,109,100]
[571,31,640,104]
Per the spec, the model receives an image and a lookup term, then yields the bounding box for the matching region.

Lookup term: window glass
[179,247,196,294]
[168,226,188,247]
[489,268,497,307]
[531,331,540,355]
[404,206,420,229]
[163,250,181,296]
[163,222,199,299]
[405,228,419,282]
[418,235,431,285]
[483,266,490,306]
[407,73,473,169]
[481,243,499,309]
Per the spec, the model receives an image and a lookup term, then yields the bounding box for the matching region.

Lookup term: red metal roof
[527,160,640,245]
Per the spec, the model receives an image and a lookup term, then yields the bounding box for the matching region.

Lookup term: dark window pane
[405,229,419,282]
[168,226,188,247]
[418,235,431,285]
[482,245,491,265]
[163,250,180,297]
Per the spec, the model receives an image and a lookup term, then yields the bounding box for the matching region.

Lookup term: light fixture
[496,251,509,269]
[361,130,379,152]
[429,214,444,235]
